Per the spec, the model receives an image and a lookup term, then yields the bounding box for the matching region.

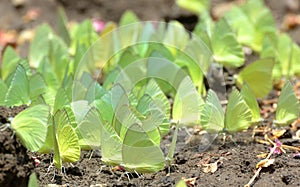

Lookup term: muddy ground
[1,0,300,186]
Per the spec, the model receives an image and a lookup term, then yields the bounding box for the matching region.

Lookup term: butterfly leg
[134,170,143,178]
[10,131,15,139]
[198,133,218,152]
[183,127,192,137]
[0,123,9,131]
[88,150,94,160]
[118,172,132,181]
[51,168,56,181]
[44,162,54,177]
[61,166,68,179]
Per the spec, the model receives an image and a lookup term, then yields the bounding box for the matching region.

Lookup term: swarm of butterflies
[1,0,300,174]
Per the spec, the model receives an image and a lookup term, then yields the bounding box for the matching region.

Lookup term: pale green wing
[173,76,203,126]
[101,120,122,166]
[236,59,274,98]
[241,83,261,123]
[292,43,300,76]
[113,104,141,140]
[94,92,114,124]
[225,88,252,133]
[241,0,276,52]
[200,89,224,133]
[53,116,62,170]
[58,125,80,164]
[224,5,255,46]
[53,87,71,113]
[11,104,49,152]
[5,65,30,106]
[0,80,8,106]
[122,123,165,173]
[1,46,21,80]
[144,79,170,117]
[38,118,54,154]
[119,10,139,26]
[166,124,179,166]
[140,79,171,135]
[274,81,300,126]
[136,94,164,145]
[76,107,101,150]
[28,172,39,187]
[175,0,210,15]
[211,18,244,67]
[29,73,47,101]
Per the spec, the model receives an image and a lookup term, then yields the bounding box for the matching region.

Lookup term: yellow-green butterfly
[274,81,300,126]
[173,76,204,126]
[201,88,252,133]
[236,59,274,98]
[52,110,80,171]
[11,104,49,152]
[240,83,262,124]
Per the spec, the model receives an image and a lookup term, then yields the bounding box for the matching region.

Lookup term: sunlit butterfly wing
[236,59,274,98]
[11,104,49,152]
[241,83,261,124]
[121,123,165,173]
[200,89,224,133]
[225,88,252,133]
[274,81,300,126]
[173,76,203,126]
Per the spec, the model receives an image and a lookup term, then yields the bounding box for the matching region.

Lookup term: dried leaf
[183,177,197,187]
[202,159,222,173]
[256,153,268,158]
[23,8,41,23]
[256,158,275,169]
[202,162,218,173]
[271,129,286,139]
[197,157,211,166]
[17,29,34,45]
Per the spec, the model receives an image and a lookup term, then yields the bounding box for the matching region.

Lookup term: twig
[244,137,276,187]
[255,138,300,152]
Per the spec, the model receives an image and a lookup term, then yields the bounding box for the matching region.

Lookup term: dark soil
[0,106,32,187]
[1,0,300,187]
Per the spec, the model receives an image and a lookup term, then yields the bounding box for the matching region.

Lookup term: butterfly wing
[122,123,165,173]
[58,125,81,164]
[77,107,102,150]
[241,83,261,124]
[173,76,203,126]
[200,89,224,133]
[5,65,30,106]
[211,18,244,67]
[100,120,122,166]
[274,81,300,126]
[225,88,252,133]
[236,59,274,98]
[11,104,49,152]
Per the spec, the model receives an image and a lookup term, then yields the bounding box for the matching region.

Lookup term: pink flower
[270,139,283,155]
[92,19,105,33]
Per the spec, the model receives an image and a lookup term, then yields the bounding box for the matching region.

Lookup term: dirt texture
[1,0,300,187]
